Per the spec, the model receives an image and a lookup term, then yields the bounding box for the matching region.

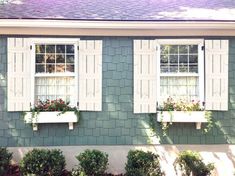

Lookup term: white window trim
[156,39,204,103]
[30,38,79,107]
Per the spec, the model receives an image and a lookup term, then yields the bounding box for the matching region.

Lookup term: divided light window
[33,41,78,107]
[157,39,204,104]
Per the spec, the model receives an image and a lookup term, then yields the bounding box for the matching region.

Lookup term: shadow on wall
[147,111,230,145]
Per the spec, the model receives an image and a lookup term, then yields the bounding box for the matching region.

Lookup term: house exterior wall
[0,37,235,147]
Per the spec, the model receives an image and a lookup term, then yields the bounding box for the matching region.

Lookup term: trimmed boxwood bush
[20,148,66,176]
[174,150,214,176]
[76,149,109,176]
[125,150,163,176]
[0,147,13,176]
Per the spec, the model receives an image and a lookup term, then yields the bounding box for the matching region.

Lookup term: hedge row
[0,147,214,176]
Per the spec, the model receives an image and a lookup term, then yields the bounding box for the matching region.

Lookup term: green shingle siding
[0,37,234,146]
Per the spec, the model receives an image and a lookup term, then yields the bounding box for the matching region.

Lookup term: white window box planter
[157,111,207,129]
[24,111,78,131]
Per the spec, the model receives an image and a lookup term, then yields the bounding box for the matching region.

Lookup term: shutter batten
[134,40,157,113]
[8,38,31,111]
[79,40,102,111]
[205,40,228,111]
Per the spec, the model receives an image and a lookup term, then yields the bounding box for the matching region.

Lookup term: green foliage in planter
[76,149,109,176]
[125,150,164,176]
[158,97,204,111]
[174,150,214,176]
[20,148,66,176]
[30,99,80,119]
[0,147,13,175]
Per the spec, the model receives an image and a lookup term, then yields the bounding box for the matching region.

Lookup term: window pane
[56,64,65,72]
[189,45,198,53]
[66,64,74,72]
[35,45,45,53]
[46,45,55,53]
[66,45,74,53]
[46,54,55,63]
[160,76,199,103]
[35,77,75,106]
[56,45,65,53]
[189,65,198,73]
[179,55,188,63]
[169,55,178,72]
[36,65,45,73]
[169,65,178,72]
[189,55,198,63]
[160,45,169,55]
[169,45,178,54]
[169,55,178,63]
[179,63,188,72]
[160,65,168,73]
[56,54,65,63]
[66,55,74,63]
[179,45,188,54]
[161,44,199,74]
[46,64,55,73]
[36,54,45,63]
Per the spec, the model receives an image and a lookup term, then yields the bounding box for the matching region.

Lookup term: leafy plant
[158,97,204,111]
[29,98,79,119]
[125,150,164,176]
[0,147,13,176]
[20,148,66,176]
[174,150,214,176]
[76,149,109,176]
[71,167,86,176]
[33,99,76,112]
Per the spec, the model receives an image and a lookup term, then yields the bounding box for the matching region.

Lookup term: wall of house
[0,37,235,147]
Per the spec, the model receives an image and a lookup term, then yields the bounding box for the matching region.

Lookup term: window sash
[156,39,204,103]
[30,38,79,107]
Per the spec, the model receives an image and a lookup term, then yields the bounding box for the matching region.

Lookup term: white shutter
[134,40,157,113]
[7,38,31,111]
[205,40,229,111]
[79,40,102,111]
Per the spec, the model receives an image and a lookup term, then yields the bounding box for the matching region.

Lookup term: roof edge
[1,19,235,30]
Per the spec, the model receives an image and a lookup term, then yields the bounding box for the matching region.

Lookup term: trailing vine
[22,99,80,125]
[203,111,213,133]
[148,110,213,137]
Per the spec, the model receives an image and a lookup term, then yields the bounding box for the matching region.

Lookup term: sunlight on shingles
[0,74,5,80]
[155,7,235,20]
[141,120,161,144]
[201,152,234,176]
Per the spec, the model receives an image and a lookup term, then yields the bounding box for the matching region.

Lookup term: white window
[31,39,78,106]
[7,38,102,112]
[156,39,204,105]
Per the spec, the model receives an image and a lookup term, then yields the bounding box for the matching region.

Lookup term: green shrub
[0,147,13,176]
[125,150,163,176]
[174,150,214,176]
[20,148,66,176]
[71,167,86,176]
[76,149,108,176]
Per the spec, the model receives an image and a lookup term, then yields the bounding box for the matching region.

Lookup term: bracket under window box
[24,111,78,131]
[157,111,207,129]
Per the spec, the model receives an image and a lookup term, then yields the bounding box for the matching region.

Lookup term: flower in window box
[24,99,79,131]
[156,97,212,134]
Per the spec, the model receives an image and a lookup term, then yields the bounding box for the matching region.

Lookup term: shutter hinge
[156,46,158,51]
[77,46,79,50]
[201,46,204,50]
[30,45,32,50]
